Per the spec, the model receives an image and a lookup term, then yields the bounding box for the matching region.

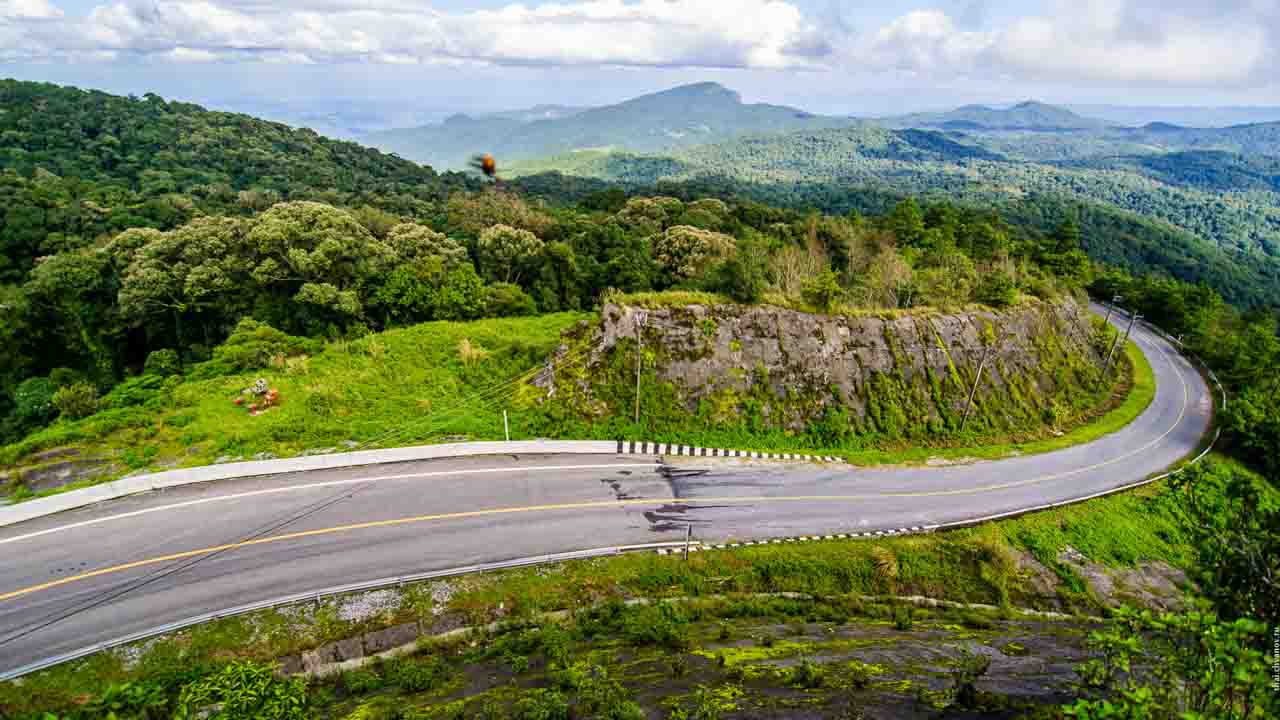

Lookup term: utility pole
[683,524,693,562]
[1103,311,1140,377]
[503,410,510,442]
[1103,295,1122,326]
[634,311,648,426]
[960,341,995,433]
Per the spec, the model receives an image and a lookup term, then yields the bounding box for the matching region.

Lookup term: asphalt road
[0,314,1212,675]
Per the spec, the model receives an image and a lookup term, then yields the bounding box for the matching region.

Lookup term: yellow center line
[0,329,1197,605]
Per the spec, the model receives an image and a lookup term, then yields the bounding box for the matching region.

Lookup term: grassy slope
[6,454,1246,717]
[3,305,1150,498]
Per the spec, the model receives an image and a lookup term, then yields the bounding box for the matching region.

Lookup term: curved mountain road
[0,314,1212,676]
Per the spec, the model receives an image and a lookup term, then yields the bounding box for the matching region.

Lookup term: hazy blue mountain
[364,82,854,169]
[1066,104,1280,128]
[882,101,1113,131]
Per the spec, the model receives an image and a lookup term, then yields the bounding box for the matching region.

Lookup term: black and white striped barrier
[652,527,934,554]
[616,440,840,463]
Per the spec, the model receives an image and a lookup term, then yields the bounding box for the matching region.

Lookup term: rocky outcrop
[538,299,1110,439]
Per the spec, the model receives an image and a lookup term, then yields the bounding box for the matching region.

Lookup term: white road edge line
[0,540,700,682]
[0,463,659,548]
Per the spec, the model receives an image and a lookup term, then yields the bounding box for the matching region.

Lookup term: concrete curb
[0,440,620,530]
[0,439,839,530]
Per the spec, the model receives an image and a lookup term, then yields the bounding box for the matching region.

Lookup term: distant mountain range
[364,82,854,169]
[880,101,1114,132]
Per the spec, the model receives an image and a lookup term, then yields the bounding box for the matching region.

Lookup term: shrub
[174,660,307,720]
[48,367,88,389]
[715,233,768,303]
[144,349,182,377]
[486,282,537,317]
[801,269,843,312]
[52,382,99,420]
[976,271,1018,308]
[622,603,691,650]
[101,375,166,409]
[387,656,448,692]
[511,689,570,720]
[11,376,56,428]
[342,669,383,695]
[193,319,320,378]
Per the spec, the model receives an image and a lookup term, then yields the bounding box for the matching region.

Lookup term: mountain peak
[628,82,741,106]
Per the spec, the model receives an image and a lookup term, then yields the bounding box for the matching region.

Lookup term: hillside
[883,101,1112,132]
[517,125,1280,306]
[0,79,472,282]
[364,82,856,169]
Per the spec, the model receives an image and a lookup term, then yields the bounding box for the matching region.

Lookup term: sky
[2,0,1278,125]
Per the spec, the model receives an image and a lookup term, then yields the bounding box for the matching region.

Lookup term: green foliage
[52,382,99,420]
[12,376,57,429]
[975,270,1018,308]
[143,350,181,378]
[715,233,768,303]
[486,282,537,318]
[801,269,843,312]
[174,661,307,720]
[511,689,570,720]
[194,319,320,378]
[385,656,449,693]
[1172,462,1280,625]
[476,224,544,284]
[1064,607,1276,719]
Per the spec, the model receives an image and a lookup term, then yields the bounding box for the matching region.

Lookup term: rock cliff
[535,299,1113,442]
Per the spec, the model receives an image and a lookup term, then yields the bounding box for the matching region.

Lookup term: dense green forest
[0,79,476,283]
[513,124,1280,307]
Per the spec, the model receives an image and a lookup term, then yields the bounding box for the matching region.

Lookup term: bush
[193,319,320,378]
[715,234,767,303]
[48,367,88,389]
[386,656,448,692]
[342,669,383,695]
[144,349,182,377]
[52,382,99,420]
[11,376,56,429]
[801,269,843,312]
[486,282,537,317]
[101,375,166,409]
[622,603,691,650]
[175,660,307,720]
[511,689,570,720]
[975,271,1018,308]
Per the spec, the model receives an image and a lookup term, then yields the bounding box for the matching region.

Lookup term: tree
[802,269,843,313]
[863,248,914,308]
[716,233,768,303]
[652,225,736,282]
[886,198,925,247]
[1173,462,1280,625]
[476,224,544,284]
[1064,606,1274,720]
[385,223,468,268]
[487,283,537,317]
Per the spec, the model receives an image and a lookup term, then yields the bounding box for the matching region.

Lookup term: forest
[515,125,1280,308]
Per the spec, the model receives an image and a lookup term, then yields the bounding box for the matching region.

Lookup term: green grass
[844,339,1155,466]
[2,311,1152,499]
[1,313,588,484]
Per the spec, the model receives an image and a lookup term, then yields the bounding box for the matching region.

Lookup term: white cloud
[0,0,62,20]
[853,0,1277,87]
[38,0,833,69]
[5,0,1276,93]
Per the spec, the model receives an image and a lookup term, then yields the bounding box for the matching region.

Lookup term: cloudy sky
[2,0,1278,124]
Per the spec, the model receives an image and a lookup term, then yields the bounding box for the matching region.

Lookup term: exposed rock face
[540,299,1108,438]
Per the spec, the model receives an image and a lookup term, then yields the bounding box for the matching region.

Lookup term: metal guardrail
[0,541,695,682]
